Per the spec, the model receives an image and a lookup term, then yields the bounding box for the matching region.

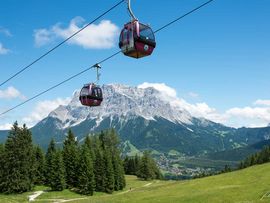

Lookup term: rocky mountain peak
[48,84,193,129]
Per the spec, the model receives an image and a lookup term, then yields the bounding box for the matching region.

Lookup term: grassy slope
[74,163,270,203]
[1,163,270,203]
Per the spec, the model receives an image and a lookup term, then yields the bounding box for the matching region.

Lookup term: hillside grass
[1,163,270,202]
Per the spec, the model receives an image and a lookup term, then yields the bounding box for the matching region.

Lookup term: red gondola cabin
[119,20,156,59]
[79,83,103,107]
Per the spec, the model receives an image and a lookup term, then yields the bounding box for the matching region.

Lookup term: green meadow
[1,163,270,203]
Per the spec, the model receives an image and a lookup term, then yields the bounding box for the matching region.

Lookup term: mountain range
[1,84,270,157]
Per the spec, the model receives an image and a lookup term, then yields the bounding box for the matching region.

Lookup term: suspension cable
[0,0,125,88]
[0,0,215,116]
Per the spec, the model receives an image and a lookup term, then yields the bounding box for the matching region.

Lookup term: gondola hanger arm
[127,0,137,20]
[93,63,101,83]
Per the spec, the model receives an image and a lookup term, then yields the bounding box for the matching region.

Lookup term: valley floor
[1,163,270,203]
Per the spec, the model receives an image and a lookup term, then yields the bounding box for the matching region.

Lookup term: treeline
[0,122,125,195]
[238,145,270,169]
[194,145,270,179]
[124,153,163,180]
[193,164,232,179]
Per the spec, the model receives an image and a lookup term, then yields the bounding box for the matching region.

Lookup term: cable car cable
[0,51,121,116]
[154,0,214,34]
[0,0,125,88]
[0,0,215,116]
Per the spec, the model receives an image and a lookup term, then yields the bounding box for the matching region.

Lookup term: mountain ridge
[0,84,270,157]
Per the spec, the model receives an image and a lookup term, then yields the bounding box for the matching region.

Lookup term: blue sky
[0,0,270,129]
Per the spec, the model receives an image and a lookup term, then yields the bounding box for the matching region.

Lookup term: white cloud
[138,82,270,128]
[172,99,227,124]
[0,86,26,100]
[138,82,177,98]
[34,17,119,49]
[226,107,270,127]
[226,107,270,119]
[0,42,10,55]
[22,97,71,127]
[0,123,12,130]
[138,82,226,123]
[0,27,12,37]
[254,99,270,106]
[34,29,54,47]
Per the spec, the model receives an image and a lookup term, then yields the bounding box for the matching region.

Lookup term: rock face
[48,84,193,129]
[1,84,270,155]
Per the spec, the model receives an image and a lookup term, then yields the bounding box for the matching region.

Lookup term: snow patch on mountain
[47,84,193,129]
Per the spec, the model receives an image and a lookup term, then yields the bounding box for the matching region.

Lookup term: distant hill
[206,139,270,161]
[0,130,8,143]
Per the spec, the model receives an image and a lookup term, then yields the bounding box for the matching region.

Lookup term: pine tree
[45,139,56,186]
[112,155,121,191]
[1,122,35,193]
[150,157,163,179]
[112,153,125,190]
[62,129,79,188]
[0,144,4,192]
[223,165,231,173]
[238,161,244,169]
[104,149,114,194]
[34,146,45,185]
[77,144,95,195]
[258,146,270,163]
[134,154,141,174]
[84,135,96,163]
[93,138,106,192]
[49,150,66,191]
[124,156,129,174]
[118,158,126,190]
[80,129,126,193]
[124,156,139,175]
[239,145,270,171]
[250,154,256,166]
[137,151,159,180]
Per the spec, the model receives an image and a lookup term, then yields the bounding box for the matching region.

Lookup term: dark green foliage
[104,149,114,194]
[117,158,126,190]
[0,144,4,192]
[238,145,270,169]
[112,155,121,191]
[222,165,231,173]
[134,154,141,175]
[207,139,270,162]
[0,122,35,194]
[34,146,45,185]
[77,144,95,195]
[105,129,125,191]
[137,151,156,180]
[124,156,137,175]
[45,139,56,186]
[198,144,270,178]
[49,150,66,191]
[45,139,66,191]
[136,151,162,181]
[84,135,96,162]
[63,129,79,188]
[258,146,270,163]
[93,138,106,192]
[92,129,126,193]
[125,152,162,181]
[0,126,125,195]
[238,161,244,169]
